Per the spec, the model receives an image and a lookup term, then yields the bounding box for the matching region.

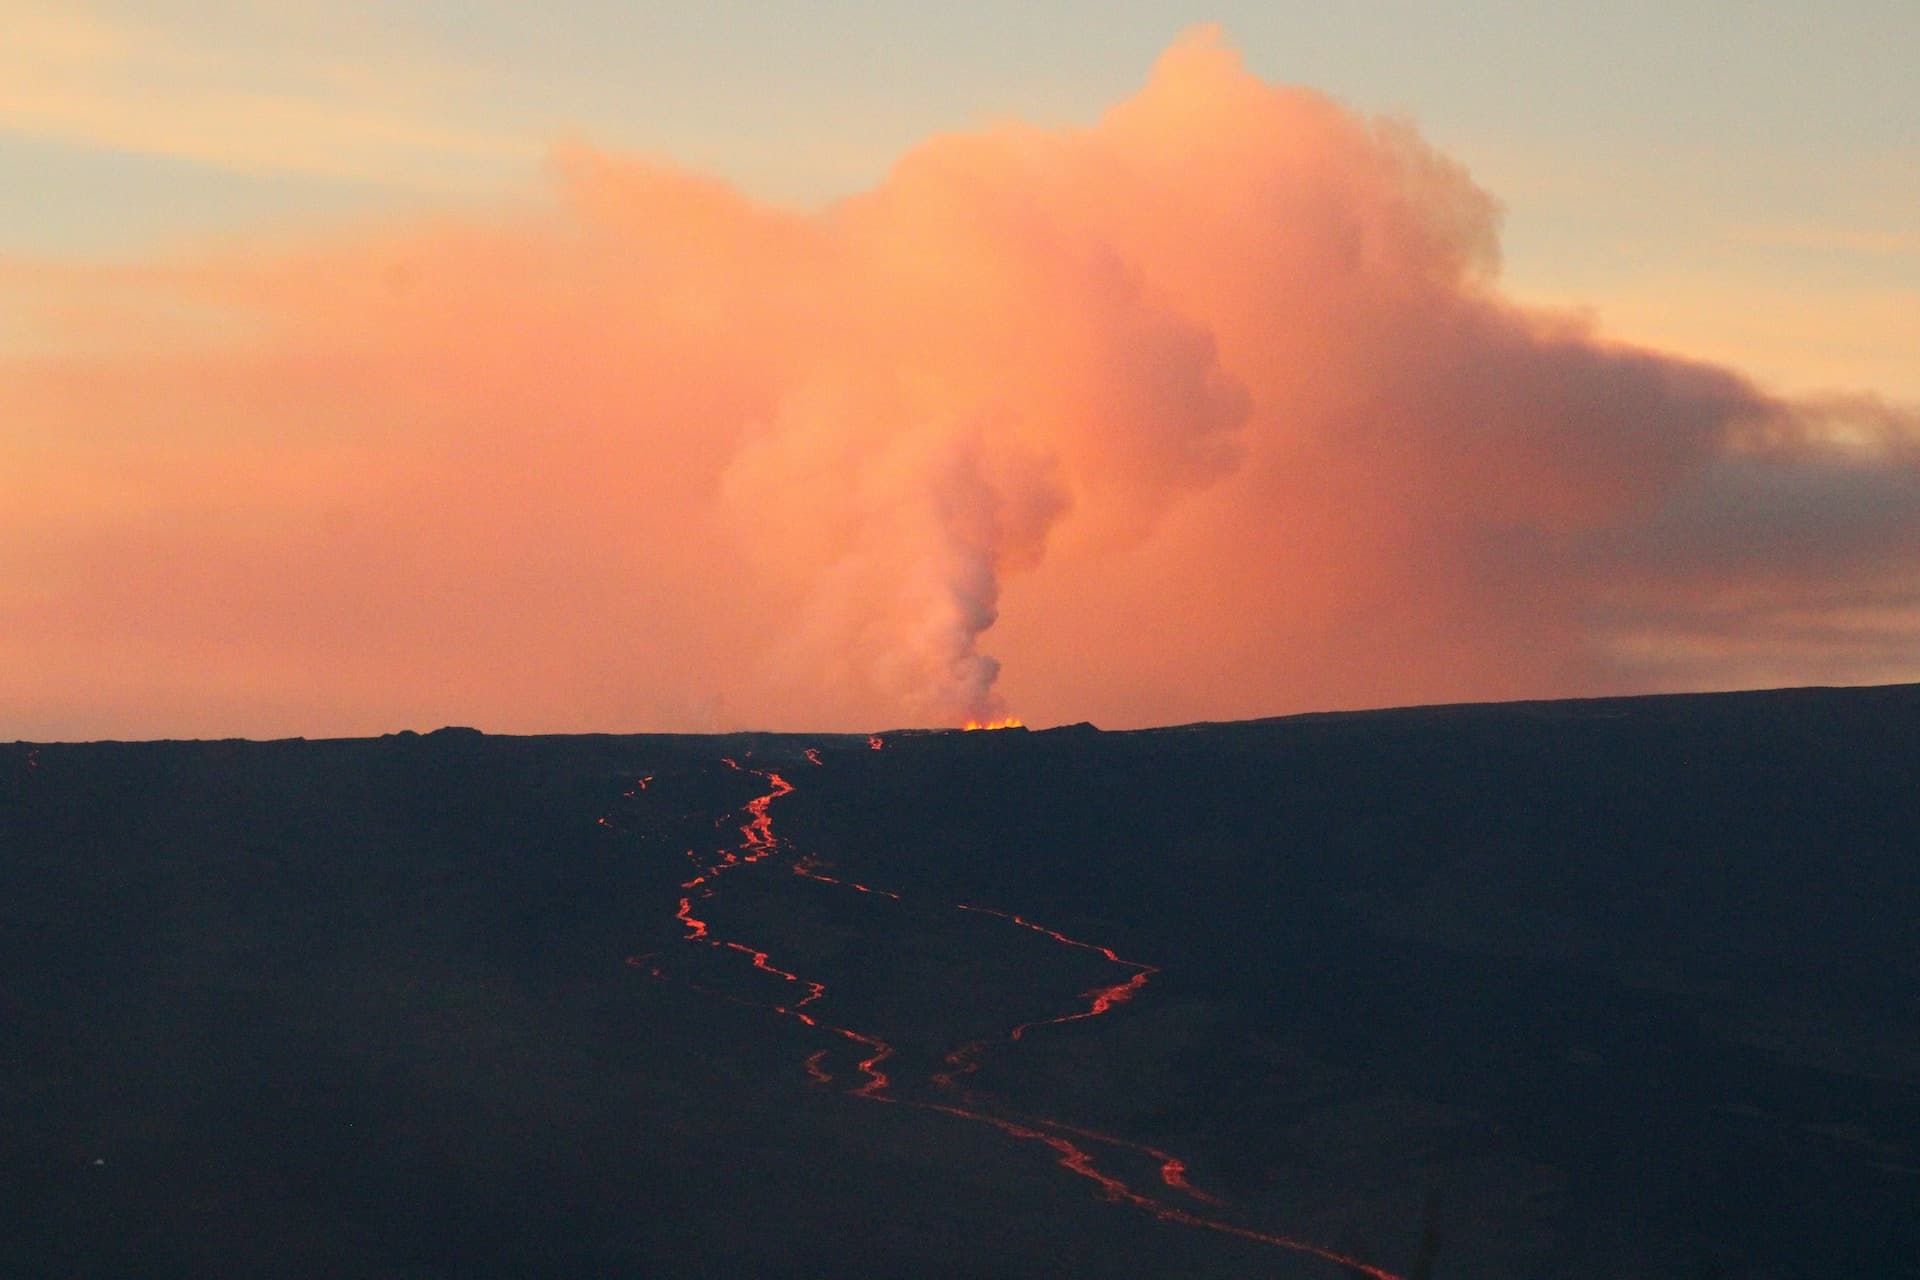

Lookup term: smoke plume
[3,29,1916,737]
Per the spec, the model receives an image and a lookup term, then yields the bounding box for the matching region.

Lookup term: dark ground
[3,684,1917,1278]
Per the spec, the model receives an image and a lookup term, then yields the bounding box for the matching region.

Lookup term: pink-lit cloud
[4,29,1916,738]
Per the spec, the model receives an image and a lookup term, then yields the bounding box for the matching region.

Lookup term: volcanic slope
[3,684,1917,1278]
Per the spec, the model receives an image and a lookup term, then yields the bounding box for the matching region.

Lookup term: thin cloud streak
[0,0,537,187]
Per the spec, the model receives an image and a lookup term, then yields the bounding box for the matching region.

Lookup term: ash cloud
[3,28,1916,737]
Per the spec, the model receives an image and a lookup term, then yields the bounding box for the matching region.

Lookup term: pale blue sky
[4,0,1916,393]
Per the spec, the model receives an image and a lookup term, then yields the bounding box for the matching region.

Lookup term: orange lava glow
[792,853,902,900]
[614,752,1404,1280]
[1011,969,1151,1040]
[961,717,1025,731]
[955,903,1159,1041]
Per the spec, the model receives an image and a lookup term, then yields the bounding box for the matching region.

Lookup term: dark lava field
[4,683,1917,1278]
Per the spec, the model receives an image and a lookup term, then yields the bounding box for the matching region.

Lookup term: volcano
[3,683,1917,1278]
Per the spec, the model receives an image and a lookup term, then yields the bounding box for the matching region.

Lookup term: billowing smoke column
[2,28,1916,737]
[705,103,1251,722]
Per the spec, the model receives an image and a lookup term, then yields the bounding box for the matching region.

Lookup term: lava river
[605,746,1404,1280]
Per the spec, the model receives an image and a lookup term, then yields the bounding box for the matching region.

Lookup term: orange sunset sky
[4,15,1917,738]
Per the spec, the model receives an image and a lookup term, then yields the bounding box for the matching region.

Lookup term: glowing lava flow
[618,749,1404,1280]
[955,903,1156,1040]
[962,717,1024,731]
[803,1049,834,1085]
[792,853,901,900]
[718,756,790,861]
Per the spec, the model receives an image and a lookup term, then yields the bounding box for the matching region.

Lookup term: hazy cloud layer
[5,30,1917,737]
[0,0,534,186]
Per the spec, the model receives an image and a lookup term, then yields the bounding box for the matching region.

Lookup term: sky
[3,2,1917,738]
